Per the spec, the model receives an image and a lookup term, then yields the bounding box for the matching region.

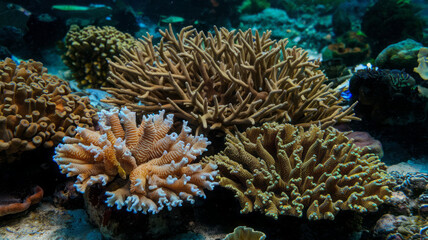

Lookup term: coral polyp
[54,108,218,214]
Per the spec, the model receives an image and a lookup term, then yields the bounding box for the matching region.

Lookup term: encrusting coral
[53,107,218,214]
[0,185,44,217]
[203,122,394,220]
[62,25,137,88]
[0,58,97,163]
[103,25,358,133]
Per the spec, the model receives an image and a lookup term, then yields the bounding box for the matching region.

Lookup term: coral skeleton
[54,107,218,214]
[204,122,394,220]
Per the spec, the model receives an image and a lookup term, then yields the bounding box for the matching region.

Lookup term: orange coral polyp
[54,108,218,214]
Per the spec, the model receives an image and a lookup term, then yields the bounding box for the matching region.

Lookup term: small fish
[7,4,31,16]
[160,15,185,24]
[341,90,353,100]
[51,5,91,11]
[11,55,21,64]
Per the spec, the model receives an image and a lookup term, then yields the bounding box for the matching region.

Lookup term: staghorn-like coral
[103,26,358,133]
[62,25,137,88]
[203,123,394,220]
[0,58,97,163]
[53,107,218,214]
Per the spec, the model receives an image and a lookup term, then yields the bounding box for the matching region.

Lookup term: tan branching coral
[203,123,394,220]
[103,26,358,133]
[54,108,218,214]
[0,58,97,163]
[62,25,137,88]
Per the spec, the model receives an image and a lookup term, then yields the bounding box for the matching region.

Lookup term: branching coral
[203,123,394,220]
[62,25,137,88]
[53,108,218,214]
[0,58,97,163]
[103,26,358,133]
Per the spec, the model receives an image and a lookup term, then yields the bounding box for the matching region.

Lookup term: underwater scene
[0,0,427,239]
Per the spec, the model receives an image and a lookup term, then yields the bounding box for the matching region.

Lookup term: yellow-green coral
[224,226,266,240]
[414,47,428,80]
[62,25,136,88]
[204,123,394,220]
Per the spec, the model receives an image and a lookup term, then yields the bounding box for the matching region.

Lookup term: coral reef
[349,68,426,126]
[321,31,371,66]
[224,226,266,240]
[62,25,136,88]
[374,214,427,240]
[0,185,43,217]
[374,172,428,239]
[361,0,425,56]
[375,39,424,75]
[203,122,394,220]
[0,58,97,163]
[104,26,358,133]
[238,8,332,51]
[53,107,218,214]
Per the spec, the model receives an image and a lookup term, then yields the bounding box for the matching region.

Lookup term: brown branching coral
[0,58,97,163]
[54,107,218,214]
[103,26,358,133]
[62,25,137,88]
[203,122,394,220]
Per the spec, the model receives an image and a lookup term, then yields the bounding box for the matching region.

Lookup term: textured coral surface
[0,58,97,162]
[224,226,266,240]
[103,26,358,133]
[204,123,394,220]
[54,108,218,214]
[62,25,136,88]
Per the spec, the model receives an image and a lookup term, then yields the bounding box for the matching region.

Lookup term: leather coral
[0,58,97,163]
[203,123,394,220]
[103,26,358,133]
[53,107,218,214]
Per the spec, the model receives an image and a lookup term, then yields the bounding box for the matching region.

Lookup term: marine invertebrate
[53,107,218,214]
[321,31,370,66]
[0,58,97,163]
[62,25,136,88]
[0,185,43,217]
[414,47,428,80]
[224,226,266,240]
[349,68,425,126]
[103,26,358,133]
[204,123,394,220]
[374,214,428,240]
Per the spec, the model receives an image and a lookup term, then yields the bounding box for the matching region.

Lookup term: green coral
[239,0,270,14]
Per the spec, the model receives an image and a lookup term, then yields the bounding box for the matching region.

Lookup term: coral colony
[0,0,427,237]
[54,108,218,213]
